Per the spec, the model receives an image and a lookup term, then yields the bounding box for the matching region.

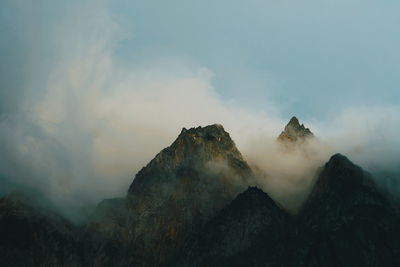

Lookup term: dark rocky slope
[0,194,82,267]
[299,154,400,267]
[125,124,255,266]
[81,198,129,267]
[179,154,400,267]
[177,187,301,267]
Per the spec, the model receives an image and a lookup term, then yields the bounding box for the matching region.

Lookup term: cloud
[315,106,400,168]
[0,0,283,214]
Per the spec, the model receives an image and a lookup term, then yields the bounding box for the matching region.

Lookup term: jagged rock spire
[277,116,313,143]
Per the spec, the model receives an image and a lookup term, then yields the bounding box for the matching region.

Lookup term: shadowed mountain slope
[300,154,400,267]
[177,186,301,267]
[124,124,255,266]
[0,194,82,267]
[179,154,400,267]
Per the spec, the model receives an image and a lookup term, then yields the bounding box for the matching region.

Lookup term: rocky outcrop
[278,116,313,143]
[125,124,255,266]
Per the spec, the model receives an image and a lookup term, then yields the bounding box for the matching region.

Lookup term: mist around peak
[244,117,331,213]
[278,116,314,143]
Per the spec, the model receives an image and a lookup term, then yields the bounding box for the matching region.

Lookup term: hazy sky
[112,0,400,118]
[2,0,400,118]
[0,0,399,214]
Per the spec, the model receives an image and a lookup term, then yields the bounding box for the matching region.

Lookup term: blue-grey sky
[1,0,400,118]
[110,0,400,118]
[1,0,399,213]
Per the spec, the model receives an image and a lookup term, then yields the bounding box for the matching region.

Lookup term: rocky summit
[125,124,255,266]
[278,116,314,143]
[1,119,399,267]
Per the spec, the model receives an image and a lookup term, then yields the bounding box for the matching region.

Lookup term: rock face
[278,116,313,143]
[125,124,255,266]
[178,187,300,267]
[0,194,82,267]
[179,154,400,267]
[81,198,129,267]
[299,154,400,267]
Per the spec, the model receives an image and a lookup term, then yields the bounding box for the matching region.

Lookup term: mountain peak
[232,186,278,208]
[302,153,376,211]
[325,153,355,169]
[178,124,226,140]
[171,124,238,157]
[278,116,313,143]
[128,123,252,195]
[126,124,254,265]
[317,153,367,190]
[288,116,300,125]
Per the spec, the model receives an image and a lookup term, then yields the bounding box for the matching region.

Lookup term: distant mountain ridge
[1,118,399,267]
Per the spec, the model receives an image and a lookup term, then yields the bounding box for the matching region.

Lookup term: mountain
[125,124,255,266]
[299,154,400,267]
[0,124,255,267]
[1,119,399,267]
[177,187,300,267]
[278,116,314,143]
[179,153,400,267]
